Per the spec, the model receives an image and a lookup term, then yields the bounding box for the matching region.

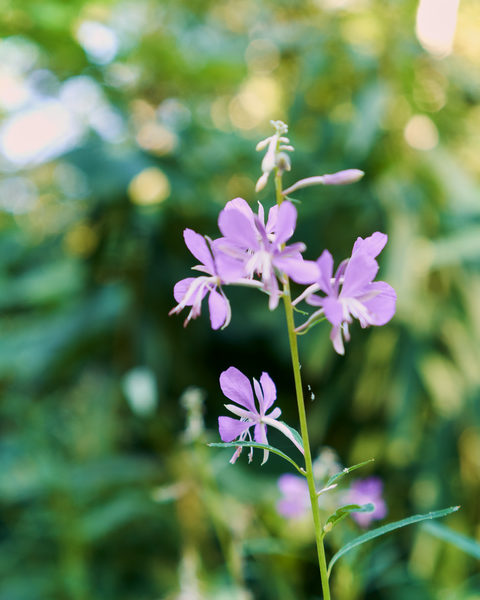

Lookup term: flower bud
[322,169,365,185]
[255,172,269,192]
[276,152,291,172]
[256,137,272,151]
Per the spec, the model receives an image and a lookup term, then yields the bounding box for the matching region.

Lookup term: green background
[0,0,479,598]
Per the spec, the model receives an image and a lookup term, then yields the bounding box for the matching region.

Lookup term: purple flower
[218,200,319,310]
[218,366,304,464]
[342,477,387,527]
[298,232,396,354]
[169,229,248,330]
[277,473,310,519]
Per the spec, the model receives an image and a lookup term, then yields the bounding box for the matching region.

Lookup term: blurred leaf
[422,521,480,560]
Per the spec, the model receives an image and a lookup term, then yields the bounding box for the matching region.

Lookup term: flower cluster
[170,202,396,353]
[170,198,319,326]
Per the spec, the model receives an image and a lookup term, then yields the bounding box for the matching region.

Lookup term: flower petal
[341,253,379,298]
[359,281,396,326]
[220,367,257,413]
[208,288,228,330]
[316,250,334,295]
[266,204,278,234]
[275,201,296,246]
[322,296,344,326]
[275,256,320,284]
[218,207,259,250]
[330,325,345,355]
[260,372,276,412]
[352,232,387,259]
[218,416,252,442]
[184,229,215,273]
[173,277,208,306]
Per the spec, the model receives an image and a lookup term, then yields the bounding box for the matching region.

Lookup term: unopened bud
[279,145,295,152]
[255,172,269,192]
[276,152,291,172]
[322,169,365,186]
[323,522,333,533]
[256,137,272,151]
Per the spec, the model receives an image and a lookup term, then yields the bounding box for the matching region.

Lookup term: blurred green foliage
[0,0,479,598]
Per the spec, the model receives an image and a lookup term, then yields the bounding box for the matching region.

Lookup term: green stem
[275,171,331,600]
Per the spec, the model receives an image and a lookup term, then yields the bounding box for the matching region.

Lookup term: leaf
[326,459,375,488]
[208,441,305,475]
[277,421,304,450]
[328,506,460,577]
[422,521,480,559]
[322,504,375,535]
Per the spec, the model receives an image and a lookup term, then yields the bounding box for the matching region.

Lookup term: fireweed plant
[170,121,459,597]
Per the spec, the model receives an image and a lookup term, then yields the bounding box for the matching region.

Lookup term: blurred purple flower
[343,477,387,527]
[299,232,396,354]
[169,228,255,330]
[277,473,310,519]
[218,367,304,464]
[218,200,319,310]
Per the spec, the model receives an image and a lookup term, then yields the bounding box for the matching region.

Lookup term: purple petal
[316,250,334,295]
[208,289,227,330]
[173,278,207,305]
[218,207,259,250]
[218,416,252,442]
[260,372,276,412]
[322,296,344,326]
[330,325,345,355]
[224,198,255,224]
[253,378,264,414]
[341,253,379,298]
[266,204,278,234]
[219,367,257,413]
[278,473,308,496]
[254,422,268,445]
[214,250,246,282]
[274,201,296,246]
[352,232,387,260]
[184,229,215,273]
[274,257,320,284]
[359,282,396,326]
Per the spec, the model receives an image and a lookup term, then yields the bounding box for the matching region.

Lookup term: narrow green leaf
[208,441,305,475]
[285,196,301,204]
[328,506,460,577]
[422,521,480,559]
[326,459,375,487]
[323,504,375,536]
[278,421,304,450]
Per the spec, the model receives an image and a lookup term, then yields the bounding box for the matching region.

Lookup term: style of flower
[277,474,310,519]
[218,366,304,464]
[169,228,252,330]
[342,477,387,527]
[296,232,396,354]
[218,200,320,310]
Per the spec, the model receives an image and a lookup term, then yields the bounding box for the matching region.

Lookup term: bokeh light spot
[404,115,439,150]
[128,167,171,206]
